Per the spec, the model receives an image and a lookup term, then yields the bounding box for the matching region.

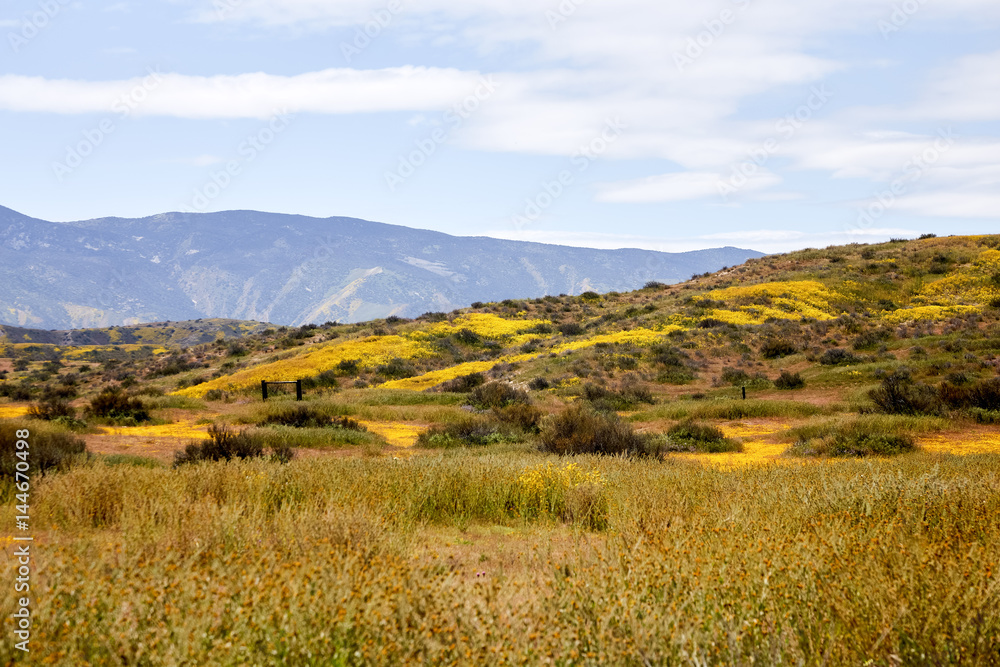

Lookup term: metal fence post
[262,380,268,401]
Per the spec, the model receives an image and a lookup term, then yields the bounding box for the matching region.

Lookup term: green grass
[97,453,163,468]
[246,425,385,449]
[632,399,826,422]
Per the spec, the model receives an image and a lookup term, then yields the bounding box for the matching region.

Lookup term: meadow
[1,235,1000,665]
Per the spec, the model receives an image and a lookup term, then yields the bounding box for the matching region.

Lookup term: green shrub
[438,372,486,393]
[582,383,654,411]
[174,424,293,466]
[774,370,806,390]
[28,398,75,420]
[86,387,151,424]
[258,405,365,430]
[558,323,585,336]
[853,328,893,350]
[492,403,544,432]
[786,420,916,458]
[664,421,743,453]
[374,358,416,380]
[539,405,652,456]
[721,367,772,389]
[0,422,88,478]
[868,371,941,415]
[528,377,551,391]
[760,338,797,359]
[417,417,516,448]
[470,382,530,410]
[820,349,862,366]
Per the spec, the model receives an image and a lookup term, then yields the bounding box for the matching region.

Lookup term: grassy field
[2,235,1000,664]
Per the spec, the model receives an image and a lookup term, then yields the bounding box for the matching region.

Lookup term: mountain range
[0,205,763,330]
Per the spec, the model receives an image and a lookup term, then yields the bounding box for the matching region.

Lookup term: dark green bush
[28,398,75,421]
[528,377,551,391]
[0,422,87,478]
[820,348,862,366]
[760,338,797,359]
[438,372,486,393]
[470,382,530,410]
[539,405,652,456]
[787,425,915,458]
[259,406,365,431]
[558,323,585,336]
[868,371,941,415]
[582,383,654,411]
[86,387,151,424]
[374,358,416,380]
[853,328,893,350]
[174,424,292,465]
[774,370,806,390]
[664,421,743,453]
[416,418,515,448]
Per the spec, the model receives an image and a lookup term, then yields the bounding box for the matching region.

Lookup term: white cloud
[0,67,485,118]
[595,170,782,203]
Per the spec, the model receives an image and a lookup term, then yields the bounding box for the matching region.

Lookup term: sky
[1,0,998,254]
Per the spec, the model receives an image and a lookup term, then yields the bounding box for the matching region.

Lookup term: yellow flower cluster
[550,326,682,353]
[421,313,552,341]
[915,251,1000,305]
[880,305,981,325]
[518,461,604,496]
[706,281,836,324]
[0,406,30,419]
[176,335,435,397]
[98,421,210,438]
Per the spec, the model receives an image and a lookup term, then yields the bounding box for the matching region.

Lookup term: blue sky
[1,0,998,253]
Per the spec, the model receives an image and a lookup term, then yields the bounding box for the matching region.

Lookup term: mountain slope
[0,206,763,329]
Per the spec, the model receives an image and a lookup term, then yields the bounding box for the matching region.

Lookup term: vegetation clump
[539,405,654,457]
[175,424,293,465]
[774,370,806,390]
[86,387,151,424]
[786,419,916,458]
[664,420,743,453]
[0,422,87,478]
[469,381,530,410]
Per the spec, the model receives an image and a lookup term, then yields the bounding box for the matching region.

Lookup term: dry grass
[2,452,998,665]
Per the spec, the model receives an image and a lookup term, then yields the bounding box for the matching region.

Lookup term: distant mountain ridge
[0,206,764,330]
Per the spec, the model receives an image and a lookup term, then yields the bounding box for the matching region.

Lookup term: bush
[581,382,654,411]
[774,370,806,390]
[663,421,743,453]
[174,424,293,465]
[528,377,551,391]
[940,377,1000,412]
[0,422,87,478]
[558,323,585,336]
[438,372,486,393]
[86,387,151,424]
[760,338,797,359]
[853,328,893,351]
[259,406,365,431]
[819,348,862,366]
[539,405,652,456]
[492,403,544,432]
[786,420,916,458]
[416,418,515,448]
[720,367,772,389]
[28,398,75,420]
[868,371,941,416]
[374,358,416,380]
[470,382,530,410]
[300,370,340,391]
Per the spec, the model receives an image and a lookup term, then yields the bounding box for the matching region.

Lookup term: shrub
[853,328,893,350]
[868,371,941,416]
[416,417,514,448]
[664,421,743,453]
[173,424,293,466]
[0,422,87,478]
[786,420,916,458]
[454,329,483,345]
[581,382,654,411]
[86,387,151,424]
[470,382,530,410]
[720,367,772,389]
[774,370,806,390]
[28,398,75,421]
[644,281,667,289]
[375,358,417,380]
[760,338,797,359]
[492,403,544,432]
[259,406,365,431]
[438,372,486,393]
[819,348,862,366]
[300,370,340,391]
[336,359,360,375]
[539,405,651,456]
[940,377,1000,412]
[558,323,585,336]
[528,377,551,391]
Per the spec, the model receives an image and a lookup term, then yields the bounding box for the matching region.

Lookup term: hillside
[0,205,762,330]
[2,234,999,664]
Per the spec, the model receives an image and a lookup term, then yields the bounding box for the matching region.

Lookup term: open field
[2,236,1000,664]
